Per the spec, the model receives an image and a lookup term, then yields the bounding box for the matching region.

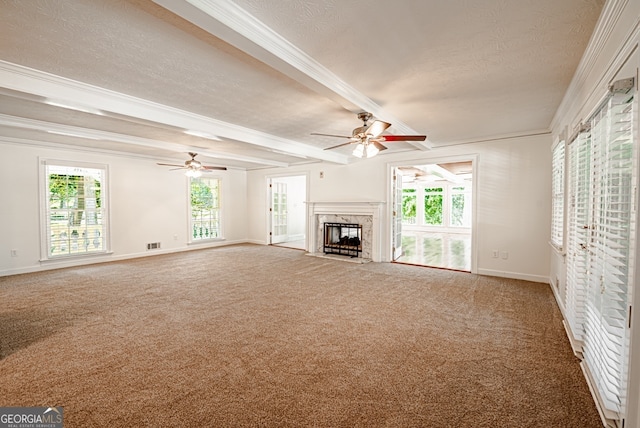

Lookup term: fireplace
[306,201,385,262]
[324,223,362,258]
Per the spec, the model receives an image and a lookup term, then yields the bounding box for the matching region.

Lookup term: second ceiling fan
[311,112,426,158]
[156,152,227,177]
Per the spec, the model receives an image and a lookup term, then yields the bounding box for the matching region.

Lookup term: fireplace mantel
[306,201,385,262]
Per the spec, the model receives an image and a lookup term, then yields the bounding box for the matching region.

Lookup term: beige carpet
[0,244,601,427]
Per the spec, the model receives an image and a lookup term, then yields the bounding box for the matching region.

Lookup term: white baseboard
[246,238,268,245]
[549,277,565,312]
[0,239,250,277]
[476,268,549,284]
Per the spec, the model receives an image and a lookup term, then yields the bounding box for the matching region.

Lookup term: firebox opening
[323,222,362,258]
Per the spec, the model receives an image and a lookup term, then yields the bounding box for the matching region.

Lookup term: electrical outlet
[10,249,18,257]
[319,171,324,178]
[492,250,499,258]
[501,251,509,260]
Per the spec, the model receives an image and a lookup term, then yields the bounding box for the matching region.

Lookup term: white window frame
[403,182,472,232]
[188,176,223,243]
[39,158,110,260]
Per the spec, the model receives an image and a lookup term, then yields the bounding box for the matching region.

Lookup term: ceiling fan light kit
[312,112,426,159]
[352,142,379,158]
[184,168,202,178]
[157,152,227,176]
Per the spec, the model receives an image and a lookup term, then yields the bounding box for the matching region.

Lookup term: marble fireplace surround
[307,201,385,262]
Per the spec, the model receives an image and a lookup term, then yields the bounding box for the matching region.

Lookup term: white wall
[247,133,552,282]
[0,142,247,276]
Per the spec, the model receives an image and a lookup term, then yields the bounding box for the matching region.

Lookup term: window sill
[188,238,226,246]
[549,241,565,257]
[40,251,114,263]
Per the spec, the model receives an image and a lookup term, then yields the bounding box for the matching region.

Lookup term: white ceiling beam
[152,0,431,150]
[420,164,464,184]
[0,60,350,165]
[0,114,290,167]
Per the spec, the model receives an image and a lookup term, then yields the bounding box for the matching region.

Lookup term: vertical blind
[563,80,635,422]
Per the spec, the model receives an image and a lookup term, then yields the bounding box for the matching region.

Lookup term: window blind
[551,141,565,250]
[43,162,108,258]
[582,89,635,418]
[565,130,591,342]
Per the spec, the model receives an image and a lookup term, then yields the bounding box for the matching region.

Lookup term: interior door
[392,168,403,260]
[271,181,288,244]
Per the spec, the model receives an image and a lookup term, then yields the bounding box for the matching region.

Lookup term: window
[190,177,221,241]
[563,81,635,421]
[272,182,287,238]
[424,187,444,225]
[551,140,565,250]
[450,186,471,227]
[402,183,472,228]
[582,91,635,416]
[565,130,591,340]
[43,161,108,258]
[401,188,417,224]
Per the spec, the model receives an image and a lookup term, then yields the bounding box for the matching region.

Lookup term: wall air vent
[146,242,161,250]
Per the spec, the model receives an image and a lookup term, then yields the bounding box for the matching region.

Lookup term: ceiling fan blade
[169,167,186,171]
[202,166,227,171]
[324,141,357,150]
[380,135,427,142]
[157,163,186,168]
[366,120,392,138]
[371,141,388,151]
[311,132,352,139]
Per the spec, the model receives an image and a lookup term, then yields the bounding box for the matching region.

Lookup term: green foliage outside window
[49,174,102,227]
[47,166,104,257]
[190,178,220,240]
[49,174,80,208]
[402,188,416,223]
[424,187,443,225]
[190,180,215,209]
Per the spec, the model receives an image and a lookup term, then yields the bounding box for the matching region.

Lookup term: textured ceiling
[0,0,605,169]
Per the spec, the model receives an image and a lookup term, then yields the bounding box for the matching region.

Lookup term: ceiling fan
[157,152,226,177]
[311,112,427,158]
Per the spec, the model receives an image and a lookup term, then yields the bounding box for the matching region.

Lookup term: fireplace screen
[323,222,362,257]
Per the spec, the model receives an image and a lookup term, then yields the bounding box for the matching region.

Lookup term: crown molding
[0,60,350,165]
[428,129,551,149]
[551,0,636,132]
